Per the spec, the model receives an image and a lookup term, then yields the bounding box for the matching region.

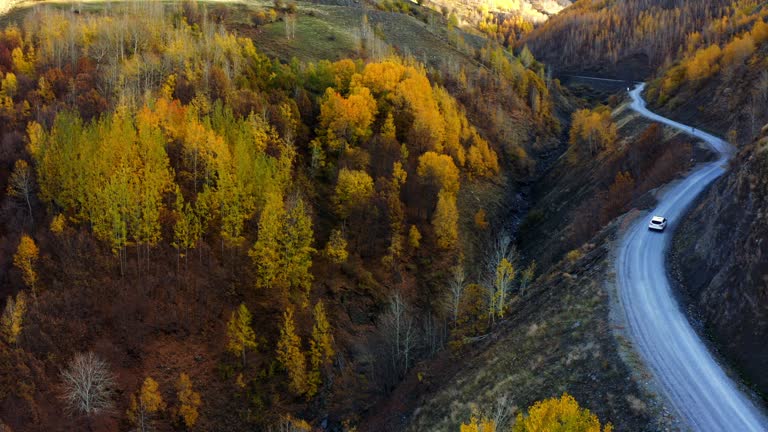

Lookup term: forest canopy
[0,1,559,430]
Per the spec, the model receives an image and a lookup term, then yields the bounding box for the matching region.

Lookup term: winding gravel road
[617,84,768,431]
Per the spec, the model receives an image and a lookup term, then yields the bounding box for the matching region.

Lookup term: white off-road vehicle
[648,216,667,231]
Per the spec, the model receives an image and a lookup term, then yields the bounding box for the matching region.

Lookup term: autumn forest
[2,0,767,430]
[0,0,570,430]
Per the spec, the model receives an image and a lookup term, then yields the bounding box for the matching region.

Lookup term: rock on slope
[670,124,768,399]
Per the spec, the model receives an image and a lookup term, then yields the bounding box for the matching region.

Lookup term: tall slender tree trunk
[25,193,33,225]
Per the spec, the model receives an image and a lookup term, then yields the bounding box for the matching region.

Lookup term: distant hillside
[430,0,571,23]
[419,0,570,47]
[646,6,768,143]
[647,7,768,401]
[520,0,738,79]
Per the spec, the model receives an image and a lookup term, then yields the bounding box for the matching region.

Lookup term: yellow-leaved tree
[512,393,613,432]
[568,107,616,161]
[494,258,515,319]
[127,377,166,432]
[460,415,496,432]
[175,373,202,428]
[324,228,348,264]
[417,151,460,194]
[226,303,258,367]
[308,301,334,397]
[467,134,500,178]
[251,191,286,292]
[282,197,316,307]
[277,306,308,397]
[333,168,374,219]
[408,225,422,249]
[250,193,316,306]
[432,190,459,249]
[1,291,27,345]
[13,234,38,291]
[317,86,378,152]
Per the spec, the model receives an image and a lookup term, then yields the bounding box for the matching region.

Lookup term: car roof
[651,216,665,222]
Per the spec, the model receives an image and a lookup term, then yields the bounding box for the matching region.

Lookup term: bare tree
[749,71,768,137]
[60,352,116,416]
[519,261,536,297]
[402,312,416,373]
[272,415,311,431]
[284,14,296,40]
[379,292,418,379]
[483,232,514,284]
[6,160,34,224]
[756,70,768,104]
[448,264,466,325]
[489,393,514,430]
[483,232,516,324]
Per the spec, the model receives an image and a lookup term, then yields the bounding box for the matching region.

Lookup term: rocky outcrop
[671,125,768,398]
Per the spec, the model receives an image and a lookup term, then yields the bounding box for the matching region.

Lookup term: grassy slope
[246,1,489,69]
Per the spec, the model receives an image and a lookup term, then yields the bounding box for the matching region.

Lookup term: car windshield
[651,220,662,224]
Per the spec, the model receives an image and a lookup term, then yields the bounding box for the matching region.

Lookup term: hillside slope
[0,1,570,431]
[362,98,711,431]
[646,12,768,145]
[520,0,738,79]
[643,10,768,400]
[670,126,768,400]
[402,224,655,432]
